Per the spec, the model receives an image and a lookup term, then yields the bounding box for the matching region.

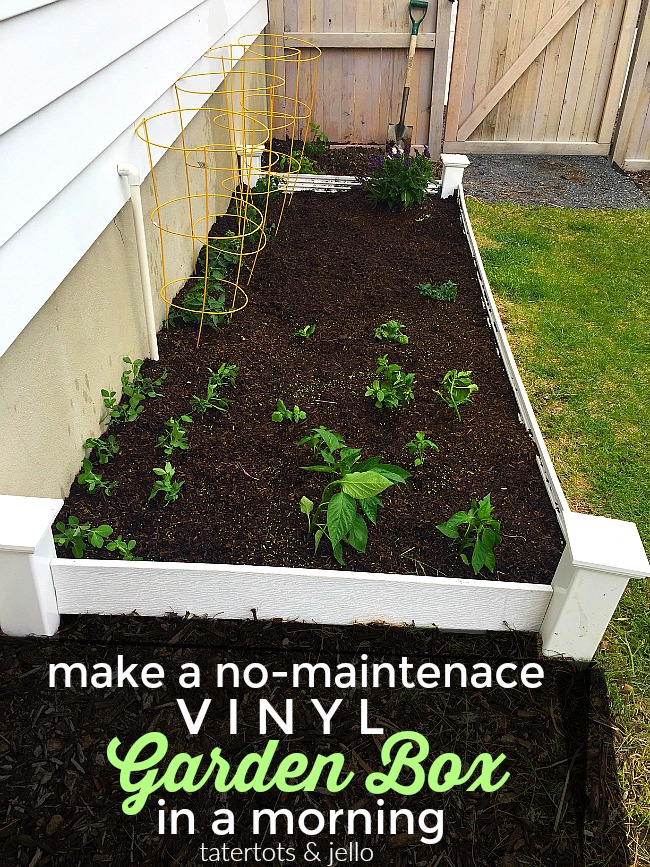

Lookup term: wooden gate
[444,0,643,154]
[267,0,454,149]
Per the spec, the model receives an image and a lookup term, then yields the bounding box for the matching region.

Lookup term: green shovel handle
[409,0,428,35]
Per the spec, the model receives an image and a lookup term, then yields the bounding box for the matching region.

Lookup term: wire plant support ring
[135,36,320,346]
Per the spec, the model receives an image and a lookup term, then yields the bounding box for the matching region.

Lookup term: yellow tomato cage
[135,36,320,346]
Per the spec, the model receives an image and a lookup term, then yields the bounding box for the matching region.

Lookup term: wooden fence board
[612,0,650,168]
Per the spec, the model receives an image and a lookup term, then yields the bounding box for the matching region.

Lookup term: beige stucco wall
[0,47,267,499]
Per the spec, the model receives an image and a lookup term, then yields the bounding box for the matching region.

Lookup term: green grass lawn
[467,199,650,863]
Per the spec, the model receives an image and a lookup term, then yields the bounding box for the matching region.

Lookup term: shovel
[387,0,429,152]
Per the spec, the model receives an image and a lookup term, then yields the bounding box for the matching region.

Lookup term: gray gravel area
[462,154,649,209]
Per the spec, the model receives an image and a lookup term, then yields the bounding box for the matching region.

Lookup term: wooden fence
[612,0,650,169]
[267,0,454,148]
[444,0,643,155]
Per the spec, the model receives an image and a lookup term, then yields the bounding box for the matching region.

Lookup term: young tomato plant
[365,356,415,409]
[83,435,119,464]
[293,324,316,341]
[77,459,117,496]
[156,416,193,455]
[404,432,439,467]
[272,399,306,424]
[374,320,409,345]
[303,122,330,158]
[435,370,478,420]
[53,516,113,558]
[418,280,458,301]
[299,427,410,565]
[436,494,501,575]
[149,463,184,505]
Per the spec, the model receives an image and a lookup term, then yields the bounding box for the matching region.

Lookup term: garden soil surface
[60,190,563,582]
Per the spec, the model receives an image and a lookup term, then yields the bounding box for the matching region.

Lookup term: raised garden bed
[58,190,564,584]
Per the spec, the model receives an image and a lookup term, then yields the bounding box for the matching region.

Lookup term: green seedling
[365,355,415,410]
[299,427,410,565]
[278,151,321,175]
[105,535,141,561]
[272,399,306,424]
[168,282,226,332]
[83,435,119,464]
[418,280,458,301]
[404,432,440,467]
[157,416,193,455]
[374,320,409,345]
[294,324,316,341]
[437,494,501,575]
[435,369,478,420]
[77,459,117,496]
[102,357,166,425]
[53,516,113,559]
[149,462,184,505]
[191,364,238,415]
[304,122,330,158]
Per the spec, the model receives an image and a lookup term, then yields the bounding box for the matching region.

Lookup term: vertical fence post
[541,512,649,663]
[0,495,62,637]
[429,0,455,156]
[440,153,470,198]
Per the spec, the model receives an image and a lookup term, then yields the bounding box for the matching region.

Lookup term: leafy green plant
[83,435,119,464]
[77,459,117,496]
[303,122,330,158]
[365,355,415,410]
[251,174,282,196]
[361,147,433,210]
[168,282,226,332]
[53,516,113,559]
[298,427,410,565]
[149,462,184,505]
[191,364,238,415]
[374,320,409,345]
[157,416,193,455]
[435,369,478,420]
[272,399,306,424]
[418,280,458,301]
[294,324,316,341]
[105,535,142,561]
[404,432,439,467]
[278,150,321,175]
[436,494,501,575]
[102,357,166,425]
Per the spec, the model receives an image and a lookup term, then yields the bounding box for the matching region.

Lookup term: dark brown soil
[60,191,563,582]
[0,616,629,867]
[267,139,439,178]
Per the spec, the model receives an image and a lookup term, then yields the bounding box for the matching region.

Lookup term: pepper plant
[435,370,478,420]
[299,427,410,565]
[374,320,409,344]
[404,432,439,467]
[272,399,306,424]
[365,356,415,410]
[418,280,458,301]
[436,494,501,575]
[294,324,316,341]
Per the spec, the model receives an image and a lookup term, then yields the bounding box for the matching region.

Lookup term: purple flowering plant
[360,145,433,210]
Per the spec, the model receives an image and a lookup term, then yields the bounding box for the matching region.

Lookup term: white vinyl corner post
[0,495,63,637]
[440,153,470,199]
[117,164,159,361]
[541,511,649,663]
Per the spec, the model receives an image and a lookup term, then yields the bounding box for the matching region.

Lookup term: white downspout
[117,163,159,361]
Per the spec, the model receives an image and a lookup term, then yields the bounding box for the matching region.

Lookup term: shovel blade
[387,122,413,152]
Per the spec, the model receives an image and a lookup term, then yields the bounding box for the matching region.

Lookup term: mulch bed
[59,190,563,582]
[0,617,629,867]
